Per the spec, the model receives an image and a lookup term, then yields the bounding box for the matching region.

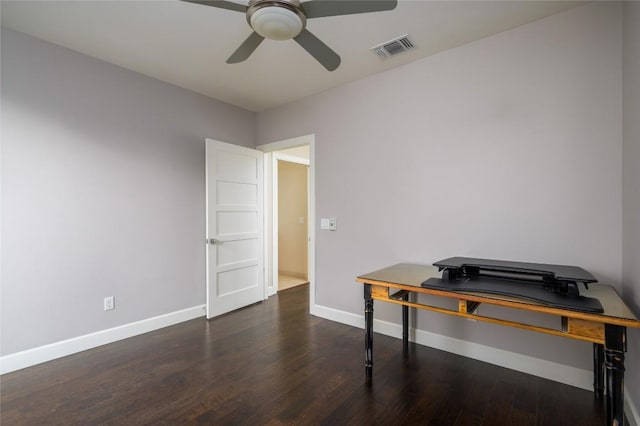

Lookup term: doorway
[257,135,315,309]
[276,153,309,291]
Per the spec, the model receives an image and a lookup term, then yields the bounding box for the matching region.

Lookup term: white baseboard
[311,303,364,329]
[374,316,593,390]
[312,303,640,421]
[627,388,640,426]
[0,305,206,375]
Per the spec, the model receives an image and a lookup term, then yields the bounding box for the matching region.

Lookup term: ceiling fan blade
[227,32,265,64]
[302,0,397,19]
[294,29,340,71]
[181,0,247,13]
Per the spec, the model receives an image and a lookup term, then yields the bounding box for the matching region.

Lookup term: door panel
[217,265,259,295]
[217,239,258,266]
[217,211,258,235]
[206,139,264,318]
[217,182,257,206]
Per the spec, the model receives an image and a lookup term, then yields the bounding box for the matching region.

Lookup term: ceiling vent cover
[371,34,414,59]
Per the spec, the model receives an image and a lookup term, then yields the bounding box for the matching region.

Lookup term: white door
[206,139,264,318]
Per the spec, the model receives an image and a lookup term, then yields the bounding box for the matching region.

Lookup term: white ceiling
[1,0,584,112]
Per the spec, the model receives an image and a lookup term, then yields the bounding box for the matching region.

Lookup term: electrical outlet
[104,296,115,311]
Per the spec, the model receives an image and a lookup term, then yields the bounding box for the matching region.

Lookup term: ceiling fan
[182,0,398,71]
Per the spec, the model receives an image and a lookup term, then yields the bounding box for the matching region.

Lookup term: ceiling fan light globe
[250,6,303,40]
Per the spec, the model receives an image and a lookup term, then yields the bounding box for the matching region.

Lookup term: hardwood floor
[1,284,607,425]
[278,273,308,291]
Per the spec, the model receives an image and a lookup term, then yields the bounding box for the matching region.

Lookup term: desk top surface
[357,263,640,325]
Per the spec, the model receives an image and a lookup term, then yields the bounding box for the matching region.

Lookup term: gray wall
[257,2,623,371]
[1,28,255,355]
[623,2,640,413]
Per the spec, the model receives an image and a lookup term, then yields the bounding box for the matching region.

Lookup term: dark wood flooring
[1,284,607,425]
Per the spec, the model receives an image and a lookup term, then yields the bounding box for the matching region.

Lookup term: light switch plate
[321,217,337,231]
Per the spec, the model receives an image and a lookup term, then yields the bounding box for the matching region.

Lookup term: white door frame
[257,134,315,310]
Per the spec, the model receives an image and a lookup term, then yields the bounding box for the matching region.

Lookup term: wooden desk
[356,263,640,426]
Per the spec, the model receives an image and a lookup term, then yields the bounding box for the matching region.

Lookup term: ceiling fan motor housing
[247,0,307,40]
[184,0,397,71]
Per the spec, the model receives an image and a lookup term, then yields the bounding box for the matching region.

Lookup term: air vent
[371,35,414,59]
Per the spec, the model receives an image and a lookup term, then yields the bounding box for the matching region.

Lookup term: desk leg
[593,343,604,400]
[402,293,409,354]
[364,284,374,384]
[604,324,626,426]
